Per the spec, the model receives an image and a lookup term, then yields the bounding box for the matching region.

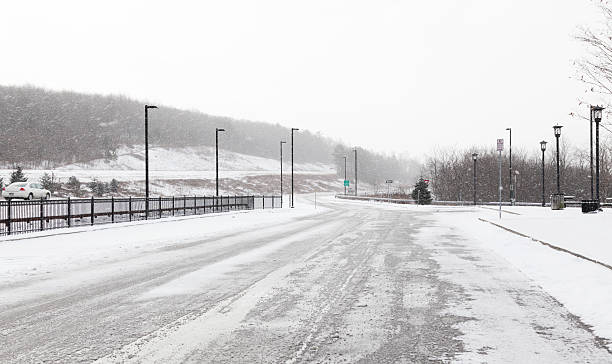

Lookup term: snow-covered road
[0,196,610,363]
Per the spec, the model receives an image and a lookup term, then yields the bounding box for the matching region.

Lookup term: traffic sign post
[497,139,504,219]
[385,180,393,200]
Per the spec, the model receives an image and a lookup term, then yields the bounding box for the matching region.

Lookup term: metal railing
[335,194,612,208]
[0,195,281,236]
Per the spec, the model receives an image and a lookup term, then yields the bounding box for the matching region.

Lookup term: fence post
[194,195,197,215]
[183,195,186,216]
[172,196,175,216]
[272,195,274,209]
[129,196,132,222]
[158,196,162,218]
[67,197,71,227]
[7,198,11,235]
[111,196,115,223]
[40,199,45,231]
[91,196,95,226]
[262,195,265,209]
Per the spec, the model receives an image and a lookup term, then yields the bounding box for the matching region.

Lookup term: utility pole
[280,141,286,207]
[216,128,225,197]
[291,128,299,208]
[144,104,157,220]
[354,147,358,196]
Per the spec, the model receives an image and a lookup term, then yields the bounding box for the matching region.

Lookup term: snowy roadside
[0,198,326,304]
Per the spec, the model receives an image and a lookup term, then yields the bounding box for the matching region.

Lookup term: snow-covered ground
[1,195,609,362]
[0,146,341,196]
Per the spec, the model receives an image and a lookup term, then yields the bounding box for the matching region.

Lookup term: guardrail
[0,195,281,236]
[335,194,612,208]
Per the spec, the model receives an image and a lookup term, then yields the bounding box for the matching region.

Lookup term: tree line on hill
[425,140,612,203]
[0,85,417,185]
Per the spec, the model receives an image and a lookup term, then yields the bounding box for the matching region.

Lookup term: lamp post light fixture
[472,153,478,206]
[540,140,547,207]
[506,127,513,204]
[291,128,299,208]
[144,104,158,220]
[593,106,604,202]
[215,128,225,197]
[280,141,286,207]
[553,125,563,194]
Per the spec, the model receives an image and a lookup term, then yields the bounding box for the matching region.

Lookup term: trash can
[551,193,565,210]
[581,199,600,213]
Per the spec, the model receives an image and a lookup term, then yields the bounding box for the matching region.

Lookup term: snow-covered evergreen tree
[411,177,432,205]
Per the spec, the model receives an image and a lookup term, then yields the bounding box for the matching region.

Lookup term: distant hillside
[0,85,335,167]
[0,85,417,185]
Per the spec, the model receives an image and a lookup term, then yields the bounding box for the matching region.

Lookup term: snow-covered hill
[59,145,333,173]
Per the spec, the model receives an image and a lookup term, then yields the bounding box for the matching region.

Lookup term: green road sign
[344,180,349,187]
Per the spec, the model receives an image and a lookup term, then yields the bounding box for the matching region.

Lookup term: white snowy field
[0,145,334,183]
[1,195,610,362]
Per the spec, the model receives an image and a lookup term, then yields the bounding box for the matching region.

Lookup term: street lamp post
[590,105,594,199]
[215,128,225,197]
[354,148,358,196]
[541,141,547,207]
[472,153,478,206]
[144,104,157,220]
[280,141,286,207]
[291,128,299,208]
[506,128,513,204]
[553,125,563,194]
[593,106,604,202]
[343,156,347,195]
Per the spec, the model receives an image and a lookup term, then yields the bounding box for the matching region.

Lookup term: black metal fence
[0,195,282,236]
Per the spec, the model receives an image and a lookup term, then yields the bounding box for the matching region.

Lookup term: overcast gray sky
[0,0,603,158]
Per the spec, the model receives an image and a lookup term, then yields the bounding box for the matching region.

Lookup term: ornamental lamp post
[592,106,604,202]
[472,153,478,206]
[553,125,563,194]
[540,140,547,207]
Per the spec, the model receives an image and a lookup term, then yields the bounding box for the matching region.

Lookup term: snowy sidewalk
[475,205,612,268]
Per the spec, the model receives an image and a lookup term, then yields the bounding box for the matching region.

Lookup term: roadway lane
[0,197,609,363]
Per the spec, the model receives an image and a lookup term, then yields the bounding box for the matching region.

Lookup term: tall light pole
[590,105,594,199]
[144,104,157,220]
[291,128,299,208]
[593,106,604,202]
[216,128,225,197]
[472,153,478,206]
[553,125,563,194]
[506,127,513,204]
[280,140,286,207]
[354,147,358,196]
[343,156,347,195]
[541,141,547,207]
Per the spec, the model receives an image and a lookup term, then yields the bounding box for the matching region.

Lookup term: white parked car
[2,182,51,200]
